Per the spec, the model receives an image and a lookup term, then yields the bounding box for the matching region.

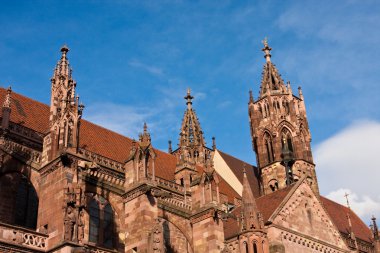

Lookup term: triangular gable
[268,178,349,250]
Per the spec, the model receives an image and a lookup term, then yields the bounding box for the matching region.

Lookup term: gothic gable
[269,179,348,250]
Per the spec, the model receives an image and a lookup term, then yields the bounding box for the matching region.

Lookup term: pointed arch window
[264,133,274,163]
[88,195,115,249]
[281,129,293,152]
[14,176,38,229]
[253,242,258,253]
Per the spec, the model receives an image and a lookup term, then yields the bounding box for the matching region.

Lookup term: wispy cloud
[315,120,380,220]
[84,103,153,138]
[128,59,164,77]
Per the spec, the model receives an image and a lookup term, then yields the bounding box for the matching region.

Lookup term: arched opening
[243,241,249,253]
[253,242,258,253]
[264,133,274,163]
[0,172,38,229]
[87,195,115,249]
[281,129,294,152]
[14,176,38,229]
[269,179,279,192]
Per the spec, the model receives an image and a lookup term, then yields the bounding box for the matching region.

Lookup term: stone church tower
[171,89,213,188]
[248,39,318,195]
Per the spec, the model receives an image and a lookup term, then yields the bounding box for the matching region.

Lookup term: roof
[0,88,50,134]
[0,87,239,198]
[256,185,293,222]
[217,150,261,198]
[0,88,372,243]
[321,196,373,242]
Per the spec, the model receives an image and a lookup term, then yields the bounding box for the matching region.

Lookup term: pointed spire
[212,136,216,150]
[185,88,194,109]
[241,164,260,230]
[168,140,172,153]
[248,90,254,104]
[3,86,12,108]
[1,86,12,132]
[262,37,272,63]
[139,122,151,147]
[372,216,379,240]
[298,86,304,99]
[287,81,293,95]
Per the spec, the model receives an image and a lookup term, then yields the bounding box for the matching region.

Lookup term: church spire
[241,164,261,230]
[42,45,84,164]
[248,39,317,195]
[262,37,272,63]
[259,38,287,97]
[175,88,209,165]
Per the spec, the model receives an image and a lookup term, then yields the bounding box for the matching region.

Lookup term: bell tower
[249,39,318,195]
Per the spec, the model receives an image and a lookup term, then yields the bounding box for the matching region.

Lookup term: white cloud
[84,103,154,138]
[128,59,164,77]
[326,188,380,221]
[315,120,380,221]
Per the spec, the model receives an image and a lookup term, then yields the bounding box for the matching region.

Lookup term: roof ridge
[0,87,50,108]
[217,149,255,168]
[3,87,175,158]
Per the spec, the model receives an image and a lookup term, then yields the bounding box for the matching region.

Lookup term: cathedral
[0,40,379,253]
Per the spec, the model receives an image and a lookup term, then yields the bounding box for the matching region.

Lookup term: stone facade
[0,41,378,253]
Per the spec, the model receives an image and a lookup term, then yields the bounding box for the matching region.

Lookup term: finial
[243,163,247,177]
[60,44,69,53]
[249,90,254,104]
[3,86,12,108]
[168,140,172,153]
[344,192,351,209]
[298,86,303,99]
[212,136,216,150]
[262,37,272,63]
[184,88,194,109]
[143,122,148,133]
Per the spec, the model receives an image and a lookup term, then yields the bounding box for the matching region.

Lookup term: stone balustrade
[156,176,185,193]
[85,244,118,253]
[0,222,47,251]
[78,148,124,172]
[2,139,41,164]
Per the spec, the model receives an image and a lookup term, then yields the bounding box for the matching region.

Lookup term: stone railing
[156,177,185,193]
[78,148,124,172]
[85,244,118,253]
[0,222,47,251]
[1,139,41,164]
[86,167,125,187]
[8,122,44,143]
[160,196,192,211]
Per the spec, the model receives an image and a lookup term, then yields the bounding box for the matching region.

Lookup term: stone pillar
[191,208,225,253]
[124,185,159,253]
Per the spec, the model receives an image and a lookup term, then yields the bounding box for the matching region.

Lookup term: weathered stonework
[0,42,377,253]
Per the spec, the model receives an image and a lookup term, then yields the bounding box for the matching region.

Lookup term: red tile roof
[321,196,372,242]
[0,88,50,133]
[217,150,261,198]
[0,88,239,197]
[0,88,373,243]
[256,185,293,222]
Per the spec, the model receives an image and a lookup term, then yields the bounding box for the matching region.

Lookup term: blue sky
[1,1,379,221]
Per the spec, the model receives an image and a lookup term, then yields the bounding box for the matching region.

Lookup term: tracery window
[281,129,293,152]
[88,195,115,249]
